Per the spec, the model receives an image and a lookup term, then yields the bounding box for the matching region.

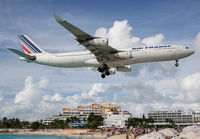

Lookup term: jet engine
[87,38,108,46]
[116,65,131,72]
[114,52,133,59]
[107,68,115,75]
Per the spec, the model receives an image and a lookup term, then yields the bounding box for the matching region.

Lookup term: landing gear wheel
[98,64,108,73]
[99,64,109,78]
[101,64,108,72]
[175,60,179,67]
[105,71,110,76]
[98,67,103,72]
[101,74,105,78]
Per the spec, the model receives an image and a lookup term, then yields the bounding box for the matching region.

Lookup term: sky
[0,0,200,121]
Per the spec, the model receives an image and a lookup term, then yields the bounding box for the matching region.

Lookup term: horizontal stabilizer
[7,48,36,60]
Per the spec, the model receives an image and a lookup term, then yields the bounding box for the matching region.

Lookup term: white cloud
[38,83,107,120]
[0,76,107,121]
[42,93,65,102]
[0,76,51,120]
[121,72,200,116]
[14,76,48,106]
[49,93,64,102]
[194,32,200,56]
[1,71,200,120]
[107,80,174,117]
[181,72,200,90]
[95,27,107,38]
[141,34,164,46]
[179,72,200,103]
[95,19,163,49]
[0,92,3,102]
[37,83,107,117]
[65,83,107,107]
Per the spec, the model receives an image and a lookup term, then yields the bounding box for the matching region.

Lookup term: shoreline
[0,129,126,139]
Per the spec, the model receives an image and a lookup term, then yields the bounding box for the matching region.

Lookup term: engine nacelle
[116,65,131,72]
[108,68,115,75]
[114,52,132,59]
[87,38,108,46]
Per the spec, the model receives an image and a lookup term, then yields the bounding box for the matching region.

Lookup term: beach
[0,128,127,139]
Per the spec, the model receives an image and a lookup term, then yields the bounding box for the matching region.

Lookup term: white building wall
[148,110,200,123]
[103,112,131,128]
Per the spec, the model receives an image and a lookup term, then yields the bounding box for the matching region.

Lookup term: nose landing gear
[175,60,179,67]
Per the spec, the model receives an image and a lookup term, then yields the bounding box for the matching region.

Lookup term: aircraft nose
[190,50,195,55]
[188,49,195,55]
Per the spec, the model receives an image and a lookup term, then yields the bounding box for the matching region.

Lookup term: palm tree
[30,121,40,129]
[87,113,103,129]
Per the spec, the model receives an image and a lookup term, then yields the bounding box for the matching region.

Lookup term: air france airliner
[8,14,194,78]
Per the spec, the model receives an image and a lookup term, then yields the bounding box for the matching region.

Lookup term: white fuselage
[32,45,194,68]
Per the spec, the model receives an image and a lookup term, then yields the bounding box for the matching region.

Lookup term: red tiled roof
[92,103,100,106]
[77,106,85,108]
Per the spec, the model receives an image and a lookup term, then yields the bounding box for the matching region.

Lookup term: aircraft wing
[54,14,118,60]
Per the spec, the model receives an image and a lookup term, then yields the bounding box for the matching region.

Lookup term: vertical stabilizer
[18,35,46,54]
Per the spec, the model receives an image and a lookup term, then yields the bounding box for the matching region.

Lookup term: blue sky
[1,0,200,43]
[0,0,200,120]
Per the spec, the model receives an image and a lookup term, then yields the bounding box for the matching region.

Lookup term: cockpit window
[185,47,189,49]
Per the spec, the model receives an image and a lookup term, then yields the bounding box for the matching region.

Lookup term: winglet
[53,14,64,22]
[8,48,36,60]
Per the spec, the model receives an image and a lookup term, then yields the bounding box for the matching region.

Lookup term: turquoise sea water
[0,134,79,139]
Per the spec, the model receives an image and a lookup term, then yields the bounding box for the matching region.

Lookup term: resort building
[148,110,200,124]
[103,111,131,128]
[42,115,59,125]
[101,102,121,114]
[43,102,122,125]
[61,103,102,121]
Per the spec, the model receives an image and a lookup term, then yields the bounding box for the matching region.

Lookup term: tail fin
[18,35,46,54]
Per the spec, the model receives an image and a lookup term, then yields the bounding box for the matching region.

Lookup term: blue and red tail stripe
[18,35,42,53]
[21,43,32,54]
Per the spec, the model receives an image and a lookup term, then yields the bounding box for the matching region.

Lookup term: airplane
[8,14,195,78]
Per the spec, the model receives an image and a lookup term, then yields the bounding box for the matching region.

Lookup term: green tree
[39,120,46,129]
[49,119,65,129]
[129,117,153,128]
[87,113,103,129]
[21,121,30,128]
[3,117,7,121]
[1,117,11,128]
[31,121,40,129]
[15,118,21,127]
[83,117,86,122]
[143,114,146,119]
[0,117,31,129]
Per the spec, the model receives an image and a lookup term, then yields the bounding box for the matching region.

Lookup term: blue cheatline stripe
[18,35,37,53]
[18,35,36,52]
[21,35,42,53]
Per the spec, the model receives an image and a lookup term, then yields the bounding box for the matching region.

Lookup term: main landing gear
[98,64,110,78]
[175,60,179,67]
